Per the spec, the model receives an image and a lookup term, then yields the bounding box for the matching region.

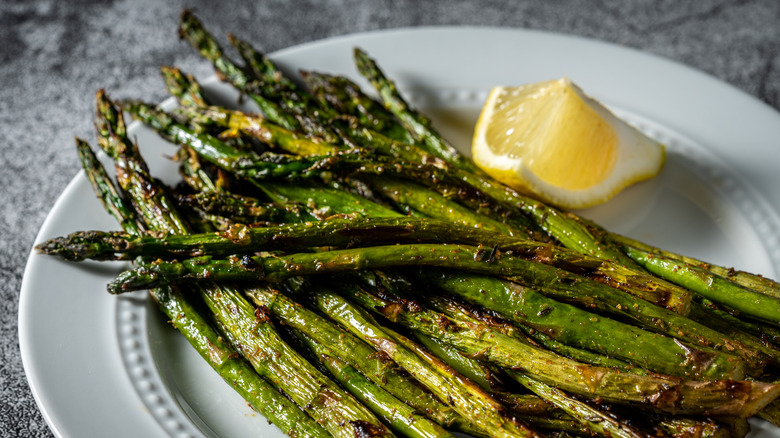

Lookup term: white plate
[19,27,780,437]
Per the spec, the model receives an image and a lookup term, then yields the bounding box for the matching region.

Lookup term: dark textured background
[2,1,779,436]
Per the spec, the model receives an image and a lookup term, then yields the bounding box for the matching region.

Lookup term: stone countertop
[2,1,778,436]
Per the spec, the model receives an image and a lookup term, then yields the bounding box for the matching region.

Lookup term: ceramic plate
[19,26,780,437]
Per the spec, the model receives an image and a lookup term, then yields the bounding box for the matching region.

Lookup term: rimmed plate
[19,26,780,437]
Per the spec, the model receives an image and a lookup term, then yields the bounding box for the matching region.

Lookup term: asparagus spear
[179,10,345,145]
[171,103,340,156]
[38,212,686,314]
[421,291,641,372]
[412,332,500,392]
[159,66,208,107]
[227,33,299,93]
[105,243,752,379]
[178,191,317,225]
[86,96,331,437]
[127,100,539,239]
[412,289,735,436]
[423,269,765,376]
[150,283,332,438]
[179,10,764,323]
[686,300,780,367]
[625,244,780,326]
[36,216,472,261]
[245,284,500,437]
[509,372,655,438]
[398,305,658,435]
[175,99,443,167]
[352,47,483,175]
[98,90,393,438]
[309,288,541,438]
[339,281,779,417]
[363,175,522,236]
[293,331,456,438]
[609,229,780,299]
[200,23,449,164]
[202,281,393,438]
[166,67,447,169]
[301,70,419,145]
[177,10,302,132]
[75,138,145,235]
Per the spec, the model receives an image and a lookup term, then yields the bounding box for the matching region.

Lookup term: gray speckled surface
[2,1,779,436]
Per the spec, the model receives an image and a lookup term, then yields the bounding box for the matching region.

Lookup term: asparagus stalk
[300,70,419,145]
[227,33,299,93]
[179,11,767,326]
[686,300,780,367]
[105,243,752,379]
[98,89,393,438]
[127,100,539,239]
[421,291,641,372]
[625,244,780,326]
[149,283,332,438]
[87,96,331,437]
[178,191,317,225]
[159,66,208,108]
[202,282,393,438]
[170,104,340,156]
[75,138,144,235]
[363,175,522,236]
[423,270,765,376]
[402,309,650,434]
[309,288,541,438]
[179,10,346,144]
[352,47,483,175]
[245,284,497,437]
[177,10,302,132]
[610,230,780,299]
[176,145,223,193]
[294,331,456,438]
[224,27,448,160]
[418,290,735,436]
[37,216,488,261]
[509,372,656,438]
[175,100,440,167]
[412,333,500,392]
[339,281,779,417]
[38,214,685,314]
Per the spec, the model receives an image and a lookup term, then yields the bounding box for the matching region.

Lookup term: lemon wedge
[472,77,665,209]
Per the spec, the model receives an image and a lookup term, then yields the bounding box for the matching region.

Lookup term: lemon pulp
[472,77,665,209]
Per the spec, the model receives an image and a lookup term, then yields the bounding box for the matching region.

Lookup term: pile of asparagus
[37,10,780,438]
